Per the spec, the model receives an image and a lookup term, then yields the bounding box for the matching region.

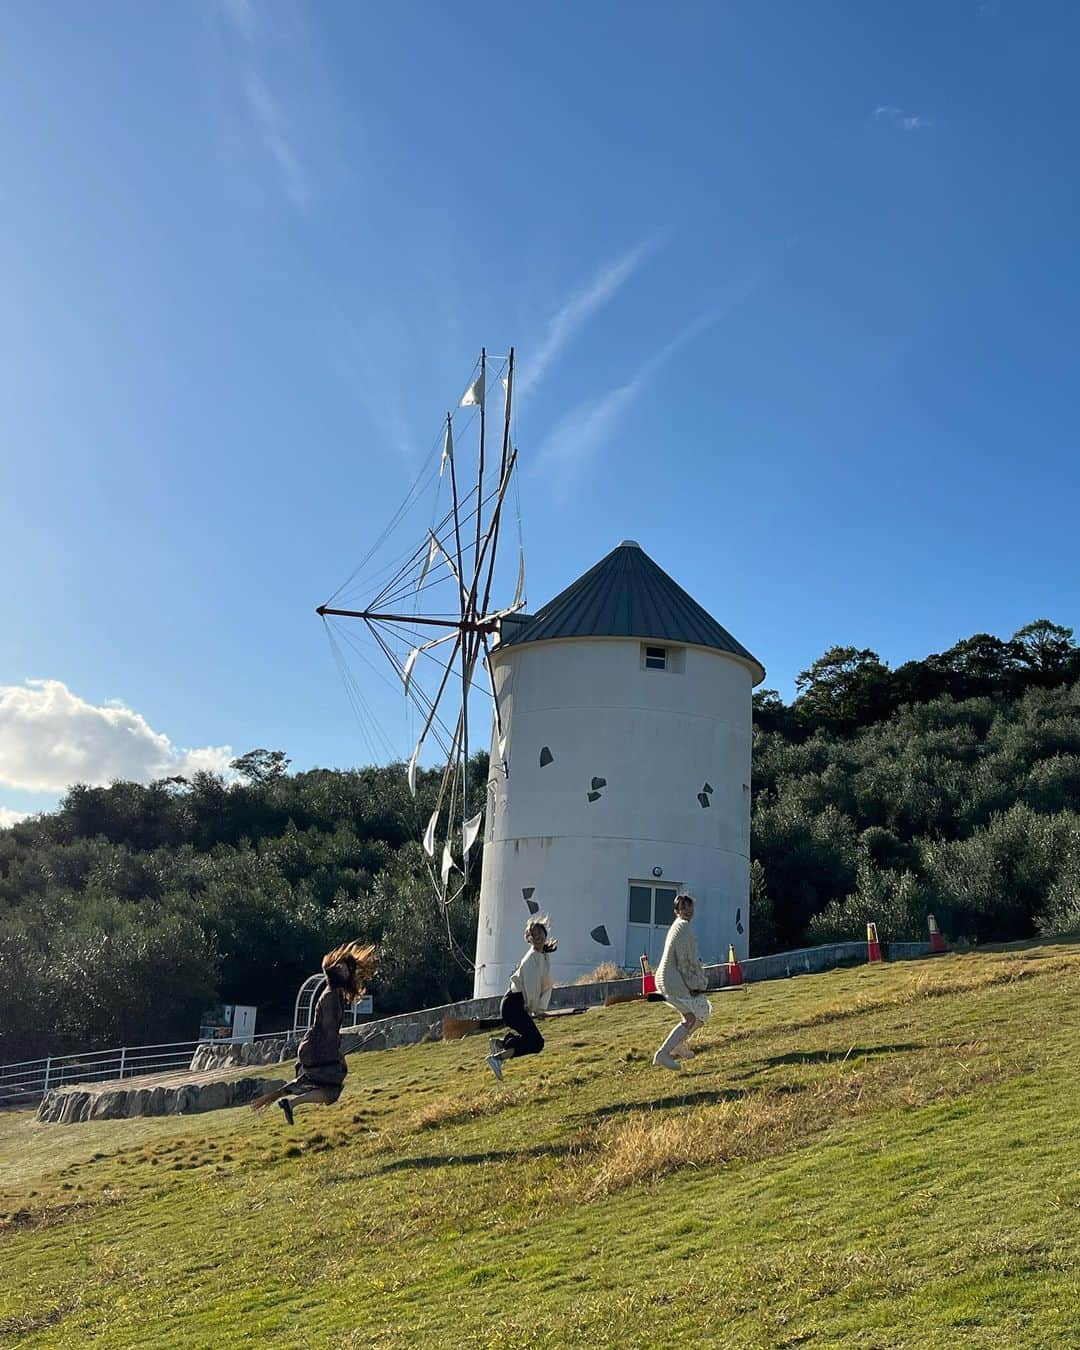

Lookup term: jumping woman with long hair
[251,940,377,1124]
[485,917,557,1080]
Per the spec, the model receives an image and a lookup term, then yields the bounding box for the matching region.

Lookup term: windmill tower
[474,540,765,997]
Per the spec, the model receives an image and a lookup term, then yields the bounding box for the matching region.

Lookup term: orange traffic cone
[867,921,883,964]
[640,953,657,997]
[727,943,744,986]
[928,914,947,954]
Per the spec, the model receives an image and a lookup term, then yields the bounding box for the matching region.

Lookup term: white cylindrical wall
[473,636,753,997]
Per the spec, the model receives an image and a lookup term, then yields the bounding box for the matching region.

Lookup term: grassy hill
[2,943,1079,1348]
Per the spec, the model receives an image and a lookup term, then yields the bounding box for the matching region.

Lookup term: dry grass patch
[408,1084,532,1131]
[579,1034,1019,1199]
[575,961,630,984]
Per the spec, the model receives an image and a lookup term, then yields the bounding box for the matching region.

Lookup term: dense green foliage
[0,758,483,1059]
[749,617,1080,955]
[1,618,1078,1059]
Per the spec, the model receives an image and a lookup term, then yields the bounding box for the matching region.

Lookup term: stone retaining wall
[36,1072,285,1125]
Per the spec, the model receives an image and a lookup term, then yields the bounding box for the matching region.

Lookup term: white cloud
[518,237,660,398]
[536,380,641,472]
[216,0,313,210]
[0,680,234,793]
[536,273,761,475]
[220,0,259,43]
[0,806,29,829]
[242,70,310,211]
[874,105,932,131]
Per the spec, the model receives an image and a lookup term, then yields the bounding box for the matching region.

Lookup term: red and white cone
[640,953,657,997]
[928,914,947,954]
[867,921,883,964]
[727,943,744,987]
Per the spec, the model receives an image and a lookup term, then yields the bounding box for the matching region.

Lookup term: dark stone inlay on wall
[697,792,711,808]
[703,782,714,795]
[526,899,540,915]
[522,887,535,900]
[590,925,611,945]
[539,747,554,767]
[736,906,744,935]
[587,791,602,803]
[590,776,606,791]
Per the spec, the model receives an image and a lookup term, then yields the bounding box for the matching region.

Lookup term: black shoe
[278,1097,295,1126]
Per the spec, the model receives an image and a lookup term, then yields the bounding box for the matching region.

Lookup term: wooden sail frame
[317,347,522,937]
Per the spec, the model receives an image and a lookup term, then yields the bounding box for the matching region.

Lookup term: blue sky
[3,0,1079,823]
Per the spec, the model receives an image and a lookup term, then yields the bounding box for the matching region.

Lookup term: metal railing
[1,997,380,1109]
[0,1036,264,1108]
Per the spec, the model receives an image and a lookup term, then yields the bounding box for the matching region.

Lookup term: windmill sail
[402,646,421,696]
[417,534,439,589]
[422,808,439,858]
[440,842,455,888]
[463,809,484,857]
[460,371,484,407]
[514,546,525,608]
[439,419,453,478]
[316,346,523,966]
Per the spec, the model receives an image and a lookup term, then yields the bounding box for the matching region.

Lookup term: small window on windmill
[641,643,684,673]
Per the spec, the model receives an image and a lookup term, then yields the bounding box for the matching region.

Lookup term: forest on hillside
[2,619,1079,1061]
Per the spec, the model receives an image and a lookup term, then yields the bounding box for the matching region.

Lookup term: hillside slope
[2,943,1079,1348]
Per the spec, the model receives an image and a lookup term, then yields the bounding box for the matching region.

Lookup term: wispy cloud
[0,680,233,793]
[518,237,660,398]
[243,70,310,210]
[0,806,29,829]
[215,0,313,210]
[874,104,933,132]
[536,272,761,478]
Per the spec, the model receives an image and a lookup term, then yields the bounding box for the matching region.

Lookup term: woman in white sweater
[653,894,711,1072]
[486,917,557,1080]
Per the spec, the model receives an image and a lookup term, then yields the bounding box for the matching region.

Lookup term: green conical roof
[500,541,765,683]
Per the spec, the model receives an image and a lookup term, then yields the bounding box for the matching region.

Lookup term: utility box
[199,1004,257,1043]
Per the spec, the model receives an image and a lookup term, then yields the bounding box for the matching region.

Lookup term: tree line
[1,619,1078,1061]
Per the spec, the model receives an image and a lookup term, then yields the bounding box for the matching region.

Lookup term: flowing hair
[322,941,378,1004]
[525,916,558,954]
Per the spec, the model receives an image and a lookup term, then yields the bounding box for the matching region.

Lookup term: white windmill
[472,540,765,996]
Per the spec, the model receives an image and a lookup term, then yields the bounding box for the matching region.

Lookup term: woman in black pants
[486,917,557,1080]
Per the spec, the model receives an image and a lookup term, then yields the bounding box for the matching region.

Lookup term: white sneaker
[653,1050,683,1072]
[486,1054,504,1081]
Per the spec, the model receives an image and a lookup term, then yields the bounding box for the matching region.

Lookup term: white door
[626,882,679,968]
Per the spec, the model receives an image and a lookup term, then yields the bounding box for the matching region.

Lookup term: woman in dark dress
[252,941,377,1125]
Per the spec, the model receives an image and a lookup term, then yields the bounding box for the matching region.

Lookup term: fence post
[43,1056,52,1094]
[118,1047,126,1080]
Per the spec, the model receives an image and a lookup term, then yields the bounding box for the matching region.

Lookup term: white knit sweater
[656,918,707,1000]
[508,947,553,1015]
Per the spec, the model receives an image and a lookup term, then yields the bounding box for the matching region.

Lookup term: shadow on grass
[758,1042,924,1069]
[579,1083,806,1123]
[377,1142,583,1174]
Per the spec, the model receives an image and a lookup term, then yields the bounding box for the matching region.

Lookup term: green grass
[2,941,1079,1348]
